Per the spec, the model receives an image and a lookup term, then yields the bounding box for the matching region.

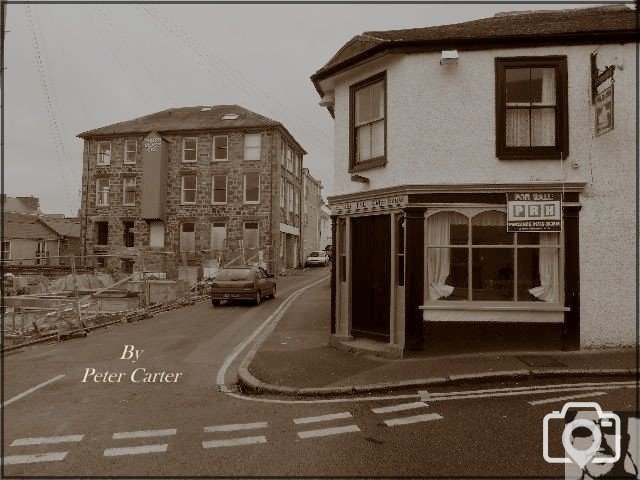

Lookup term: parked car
[210,266,276,306]
[305,251,330,267]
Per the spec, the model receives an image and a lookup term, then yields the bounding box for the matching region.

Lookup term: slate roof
[312,5,637,83]
[39,216,80,238]
[3,213,59,240]
[2,197,42,214]
[78,104,307,154]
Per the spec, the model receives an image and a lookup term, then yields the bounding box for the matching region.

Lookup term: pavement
[239,271,638,396]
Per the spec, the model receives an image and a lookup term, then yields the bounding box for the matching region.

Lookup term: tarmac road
[2,266,637,477]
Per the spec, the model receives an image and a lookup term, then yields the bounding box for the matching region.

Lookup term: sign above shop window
[595,85,614,137]
[506,192,561,232]
[331,195,408,215]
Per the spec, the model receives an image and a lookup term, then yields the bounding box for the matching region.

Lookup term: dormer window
[350,72,386,172]
[222,113,239,120]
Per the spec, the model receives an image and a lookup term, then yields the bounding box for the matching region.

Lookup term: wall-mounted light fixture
[319,94,335,108]
[440,50,459,65]
[350,174,369,184]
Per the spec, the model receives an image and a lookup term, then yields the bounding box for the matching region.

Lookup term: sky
[3,1,609,216]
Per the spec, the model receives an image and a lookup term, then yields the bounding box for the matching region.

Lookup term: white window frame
[286,148,293,172]
[1,240,11,261]
[122,177,136,206]
[423,206,564,306]
[244,133,261,161]
[211,174,227,205]
[181,175,197,204]
[97,141,111,166]
[213,135,228,161]
[124,139,137,164]
[182,137,198,163]
[96,178,110,207]
[280,177,285,208]
[243,173,260,204]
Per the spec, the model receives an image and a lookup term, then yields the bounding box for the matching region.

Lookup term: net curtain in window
[528,232,559,302]
[426,212,457,300]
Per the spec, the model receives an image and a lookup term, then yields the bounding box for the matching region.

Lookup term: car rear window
[216,269,252,281]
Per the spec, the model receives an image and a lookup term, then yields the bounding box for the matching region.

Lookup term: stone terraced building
[78,105,306,280]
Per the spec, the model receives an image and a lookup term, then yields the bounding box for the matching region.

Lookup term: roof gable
[3,213,60,240]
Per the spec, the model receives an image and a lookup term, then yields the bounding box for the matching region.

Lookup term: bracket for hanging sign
[591,52,615,104]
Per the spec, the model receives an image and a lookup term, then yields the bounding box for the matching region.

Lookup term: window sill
[211,202,227,206]
[123,162,136,166]
[244,201,260,205]
[211,159,229,162]
[349,156,386,173]
[420,302,568,312]
[497,150,566,161]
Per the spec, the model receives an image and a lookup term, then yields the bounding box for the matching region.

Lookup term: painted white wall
[327,43,636,348]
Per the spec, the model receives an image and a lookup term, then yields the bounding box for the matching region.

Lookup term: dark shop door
[350,214,391,340]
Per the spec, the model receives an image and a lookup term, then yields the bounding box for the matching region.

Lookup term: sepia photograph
[1,1,638,478]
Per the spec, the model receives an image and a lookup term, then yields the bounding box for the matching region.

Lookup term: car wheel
[255,291,262,306]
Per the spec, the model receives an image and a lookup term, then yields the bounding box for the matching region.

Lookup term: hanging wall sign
[507,192,561,232]
[595,85,614,137]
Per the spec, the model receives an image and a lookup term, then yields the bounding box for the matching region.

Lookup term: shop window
[124,139,137,164]
[122,177,136,206]
[181,175,197,204]
[180,223,196,252]
[495,56,568,159]
[96,178,110,206]
[213,136,228,161]
[149,221,164,248]
[182,137,198,162]
[123,221,135,248]
[425,209,561,303]
[95,221,109,246]
[244,134,261,161]
[243,222,259,250]
[210,223,226,251]
[350,72,386,171]
[244,174,260,203]
[212,174,227,204]
[97,141,111,165]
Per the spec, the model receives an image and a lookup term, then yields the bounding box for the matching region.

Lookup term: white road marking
[293,412,352,424]
[372,401,429,414]
[11,435,84,446]
[216,275,329,387]
[421,380,634,398]
[1,452,68,465]
[297,425,360,439]
[383,413,443,427]
[204,422,268,432]
[2,375,65,408]
[202,436,267,448]
[226,391,421,404]
[422,384,633,402]
[112,429,177,439]
[103,444,168,457]
[528,391,607,405]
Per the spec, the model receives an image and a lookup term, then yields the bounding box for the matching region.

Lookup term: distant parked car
[211,266,276,306]
[305,251,329,267]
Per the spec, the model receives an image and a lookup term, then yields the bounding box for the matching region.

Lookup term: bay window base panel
[421,307,565,323]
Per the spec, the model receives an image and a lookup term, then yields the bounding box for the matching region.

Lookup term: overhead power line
[136,6,334,158]
[25,5,75,212]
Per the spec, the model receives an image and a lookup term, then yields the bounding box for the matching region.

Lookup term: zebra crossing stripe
[11,435,84,446]
[1,452,68,465]
[202,436,267,448]
[204,422,268,432]
[371,402,429,414]
[112,429,176,439]
[297,425,360,439]
[103,444,168,457]
[293,412,352,424]
[383,413,443,427]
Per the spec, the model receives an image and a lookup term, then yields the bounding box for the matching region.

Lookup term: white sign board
[507,192,561,232]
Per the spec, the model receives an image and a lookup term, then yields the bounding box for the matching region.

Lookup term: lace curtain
[529,233,559,302]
